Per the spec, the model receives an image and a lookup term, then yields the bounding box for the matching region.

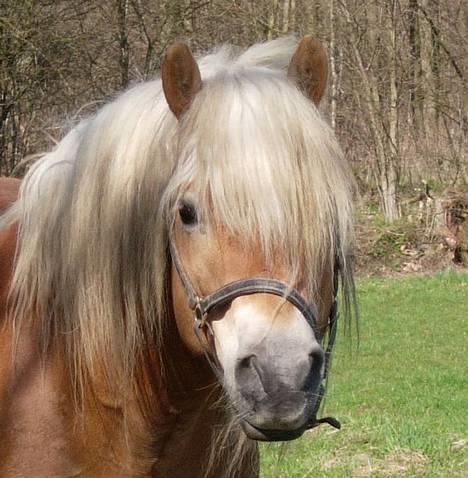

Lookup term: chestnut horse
[0,36,355,477]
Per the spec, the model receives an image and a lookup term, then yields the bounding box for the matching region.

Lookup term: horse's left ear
[288,36,328,106]
[162,42,202,119]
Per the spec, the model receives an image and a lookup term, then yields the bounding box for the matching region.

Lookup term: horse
[0,36,355,477]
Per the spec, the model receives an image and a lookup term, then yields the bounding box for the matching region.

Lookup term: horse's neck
[0,178,20,313]
[72,312,236,477]
[144,341,258,478]
[146,314,231,477]
[0,230,83,476]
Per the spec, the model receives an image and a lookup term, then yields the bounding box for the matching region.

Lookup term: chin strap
[310,415,342,430]
[306,385,341,430]
[306,280,341,430]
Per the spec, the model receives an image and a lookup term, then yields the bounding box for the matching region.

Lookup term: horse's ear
[288,36,328,106]
[161,42,202,119]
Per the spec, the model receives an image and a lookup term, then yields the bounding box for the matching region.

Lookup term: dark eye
[179,202,198,226]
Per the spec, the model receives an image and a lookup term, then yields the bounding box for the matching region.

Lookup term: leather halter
[169,233,341,430]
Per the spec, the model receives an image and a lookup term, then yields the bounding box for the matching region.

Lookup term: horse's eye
[179,203,198,226]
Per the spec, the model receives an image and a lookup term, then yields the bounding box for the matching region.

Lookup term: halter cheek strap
[307,295,340,429]
[169,233,341,430]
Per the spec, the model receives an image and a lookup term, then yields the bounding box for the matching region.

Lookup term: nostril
[235,354,266,396]
[239,354,256,370]
[309,348,325,373]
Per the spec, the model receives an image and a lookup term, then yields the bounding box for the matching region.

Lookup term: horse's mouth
[240,419,307,442]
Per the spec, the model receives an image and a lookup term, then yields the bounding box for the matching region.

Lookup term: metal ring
[194,302,207,328]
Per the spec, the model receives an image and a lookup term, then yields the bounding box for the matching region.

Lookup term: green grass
[260,271,468,477]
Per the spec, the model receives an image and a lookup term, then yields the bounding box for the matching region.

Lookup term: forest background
[1,0,466,272]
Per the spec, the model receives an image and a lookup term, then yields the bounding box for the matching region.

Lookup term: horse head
[161,37,345,441]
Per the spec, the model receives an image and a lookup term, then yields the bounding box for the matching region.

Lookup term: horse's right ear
[162,42,202,119]
[288,36,328,106]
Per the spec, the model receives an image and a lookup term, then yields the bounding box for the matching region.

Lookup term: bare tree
[0,0,466,222]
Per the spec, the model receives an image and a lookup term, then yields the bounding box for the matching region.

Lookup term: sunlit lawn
[261,271,468,477]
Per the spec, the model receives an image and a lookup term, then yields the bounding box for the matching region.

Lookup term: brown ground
[354,190,468,277]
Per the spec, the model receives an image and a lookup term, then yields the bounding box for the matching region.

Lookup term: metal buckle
[193,299,207,329]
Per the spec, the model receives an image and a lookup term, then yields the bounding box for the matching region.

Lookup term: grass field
[260,271,468,477]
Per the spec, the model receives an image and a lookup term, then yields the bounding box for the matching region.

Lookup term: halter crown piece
[169,233,341,430]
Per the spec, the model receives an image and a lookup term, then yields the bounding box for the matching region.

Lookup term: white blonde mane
[2,37,355,400]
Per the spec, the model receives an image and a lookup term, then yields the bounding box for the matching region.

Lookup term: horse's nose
[234,345,324,430]
[235,343,324,399]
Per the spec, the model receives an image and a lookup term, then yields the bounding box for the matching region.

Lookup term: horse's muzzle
[233,346,324,441]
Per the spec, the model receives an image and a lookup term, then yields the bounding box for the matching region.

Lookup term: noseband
[169,234,340,430]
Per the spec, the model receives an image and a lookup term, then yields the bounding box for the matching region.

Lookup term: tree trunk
[340,0,400,222]
[408,0,423,131]
[329,0,337,131]
[117,0,130,89]
[387,0,400,221]
[267,0,279,40]
[420,0,436,131]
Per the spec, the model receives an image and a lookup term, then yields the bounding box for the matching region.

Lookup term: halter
[169,234,341,430]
